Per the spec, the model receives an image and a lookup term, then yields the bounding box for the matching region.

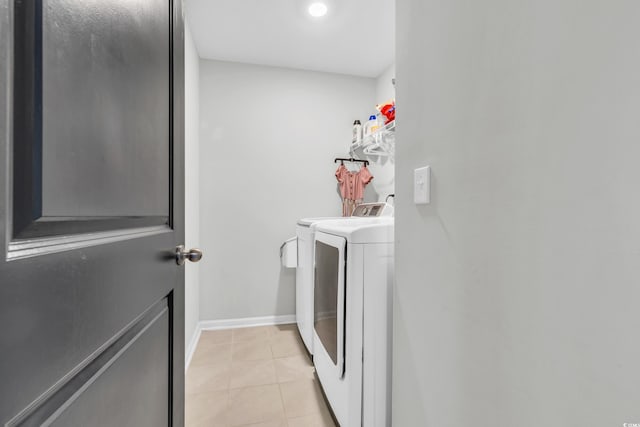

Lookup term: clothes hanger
[334,158,369,167]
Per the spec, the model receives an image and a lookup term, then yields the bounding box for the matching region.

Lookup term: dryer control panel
[352,203,394,218]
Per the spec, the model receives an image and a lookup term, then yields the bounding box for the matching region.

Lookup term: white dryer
[313,217,394,427]
[296,217,341,354]
[295,203,393,355]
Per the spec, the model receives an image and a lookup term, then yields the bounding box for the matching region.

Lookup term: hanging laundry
[335,164,374,216]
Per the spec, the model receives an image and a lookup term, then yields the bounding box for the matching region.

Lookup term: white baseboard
[185,314,296,370]
[199,314,296,331]
[185,327,202,372]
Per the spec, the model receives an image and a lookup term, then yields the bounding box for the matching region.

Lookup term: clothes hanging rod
[334,157,369,166]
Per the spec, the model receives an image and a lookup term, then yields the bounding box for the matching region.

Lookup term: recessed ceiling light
[308,2,328,17]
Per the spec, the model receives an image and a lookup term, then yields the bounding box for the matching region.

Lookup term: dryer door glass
[314,239,344,368]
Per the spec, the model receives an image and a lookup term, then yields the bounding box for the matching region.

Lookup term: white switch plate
[414,166,431,204]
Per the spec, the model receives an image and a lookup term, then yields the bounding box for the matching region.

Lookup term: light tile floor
[186,324,337,427]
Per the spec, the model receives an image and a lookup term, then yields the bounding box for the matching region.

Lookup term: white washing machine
[313,217,394,427]
[295,203,393,355]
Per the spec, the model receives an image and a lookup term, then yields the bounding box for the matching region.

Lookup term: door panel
[41,0,170,218]
[49,307,169,427]
[12,0,172,239]
[8,299,169,427]
[1,242,178,424]
[0,0,185,425]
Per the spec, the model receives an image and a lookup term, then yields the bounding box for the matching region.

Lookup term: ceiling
[185,0,395,78]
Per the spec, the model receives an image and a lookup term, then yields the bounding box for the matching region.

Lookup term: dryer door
[313,232,347,377]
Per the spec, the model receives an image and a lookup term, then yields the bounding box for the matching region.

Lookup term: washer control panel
[352,203,394,217]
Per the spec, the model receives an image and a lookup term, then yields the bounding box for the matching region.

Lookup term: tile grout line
[276,377,289,425]
[269,326,290,425]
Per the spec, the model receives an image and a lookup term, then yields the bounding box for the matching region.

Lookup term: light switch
[414,166,431,204]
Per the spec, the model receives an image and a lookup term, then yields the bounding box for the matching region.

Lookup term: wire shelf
[350,120,395,157]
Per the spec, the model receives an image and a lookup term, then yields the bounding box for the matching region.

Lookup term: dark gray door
[0,0,185,425]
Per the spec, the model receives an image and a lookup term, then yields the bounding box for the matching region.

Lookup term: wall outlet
[414,166,431,204]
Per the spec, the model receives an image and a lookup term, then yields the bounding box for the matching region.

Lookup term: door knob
[175,245,203,265]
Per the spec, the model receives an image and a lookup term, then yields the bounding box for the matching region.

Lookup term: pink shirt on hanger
[335,164,373,201]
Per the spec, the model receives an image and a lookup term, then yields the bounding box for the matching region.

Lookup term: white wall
[199,60,375,321]
[184,21,200,354]
[376,64,396,104]
[394,0,640,425]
